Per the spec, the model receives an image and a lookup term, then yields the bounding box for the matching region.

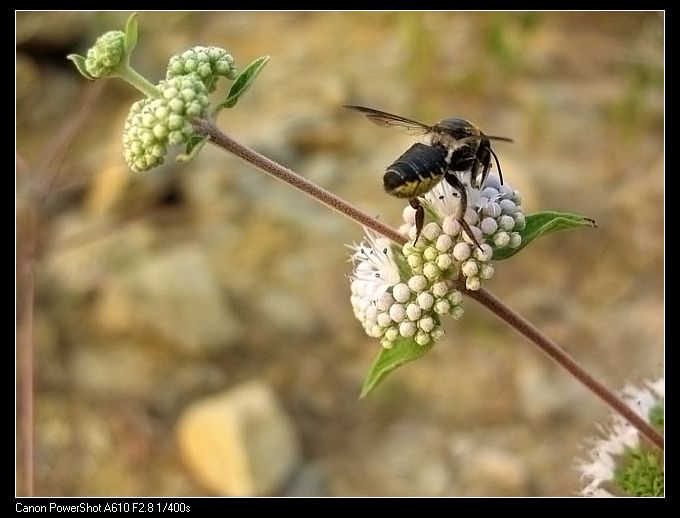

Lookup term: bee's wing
[344,105,433,135]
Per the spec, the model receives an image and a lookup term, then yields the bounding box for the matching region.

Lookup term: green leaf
[67,54,94,80]
[221,55,270,109]
[124,12,139,54]
[176,135,209,163]
[492,211,597,261]
[360,337,433,398]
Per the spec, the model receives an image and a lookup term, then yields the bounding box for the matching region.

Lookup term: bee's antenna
[487,135,514,143]
[489,148,504,185]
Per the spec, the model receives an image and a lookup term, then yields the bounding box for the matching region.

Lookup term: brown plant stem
[193,119,405,244]
[193,118,663,451]
[17,213,37,497]
[464,287,664,450]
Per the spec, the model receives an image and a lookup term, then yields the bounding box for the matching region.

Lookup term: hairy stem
[193,118,405,244]
[193,118,663,451]
[464,287,664,450]
[18,210,37,496]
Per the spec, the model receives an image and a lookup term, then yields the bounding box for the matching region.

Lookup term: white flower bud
[464,207,479,225]
[432,281,448,298]
[365,305,378,321]
[500,199,518,214]
[448,290,463,306]
[434,299,450,315]
[437,253,453,270]
[422,222,442,241]
[493,231,511,248]
[418,316,435,332]
[462,226,483,246]
[392,283,411,303]
[461,260,478,277]
[406,303,422,321]
[423,263,441,280]
[479,263,495,280]
[377,312,392,327]
[436,233,453,252]
[498,215,515,231]
[389,303,407,323]
[465,276,481,291]
[431,326,446,341]
[381,338,395,349]
[370,325,384,338]
[407,254,423,269]
[408,275,428,293]
[399,321,417,337]
[482,202,502,218]
[480,217,498,235]
[473,243,494,262]
[376,292,395,311]
[416,292,434,310]
[509,232,522,249]
[423,246,439,261]
[384,327,399,341]
[452,242,471,261]
[402,243,416,256]
[415,331,431,346]
[514,212,526,230]
[442,216,461,236]
[482,187,499,199]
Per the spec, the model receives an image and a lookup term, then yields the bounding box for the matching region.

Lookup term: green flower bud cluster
[166,46,238,91]
[123,75,210,172]
[84,30,126,78]
[122,46,239,172]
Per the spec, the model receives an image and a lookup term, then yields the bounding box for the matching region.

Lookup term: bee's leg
[469,157,482,189]
[489,148,504,185]
[409,198,424,246]
[444,171,483,251]
[478,148,493,188]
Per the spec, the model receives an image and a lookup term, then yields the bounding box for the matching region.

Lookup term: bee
[345,105,512,247]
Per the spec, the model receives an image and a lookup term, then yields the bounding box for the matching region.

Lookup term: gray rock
[96,246,241,354]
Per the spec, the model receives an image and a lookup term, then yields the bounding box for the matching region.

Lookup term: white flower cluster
[578,377,664,497]
[350,173,526,349]
[349,231,464,349]
[398,173,525,291]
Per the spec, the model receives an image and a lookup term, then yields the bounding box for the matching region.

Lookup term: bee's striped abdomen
[383,143,447,198]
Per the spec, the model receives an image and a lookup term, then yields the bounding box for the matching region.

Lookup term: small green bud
[166,45,238,92]
[84,30,126,78]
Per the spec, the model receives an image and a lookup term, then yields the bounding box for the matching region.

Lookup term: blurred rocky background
[16,12,663,496]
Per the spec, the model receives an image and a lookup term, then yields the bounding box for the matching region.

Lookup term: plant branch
[193,118,406,244]
[464,287,664,450]
[115,63,160,98]
[17,209,37,496]
[193,118,663,451]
